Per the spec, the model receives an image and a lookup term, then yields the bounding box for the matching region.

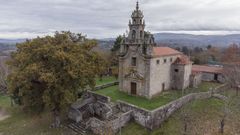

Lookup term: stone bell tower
[128,1,145,43]
[119,2,156,98]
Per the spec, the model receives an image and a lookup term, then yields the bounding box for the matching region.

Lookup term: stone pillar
[119,57,124,91]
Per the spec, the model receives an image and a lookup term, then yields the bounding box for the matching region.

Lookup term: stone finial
[136,1,139,10]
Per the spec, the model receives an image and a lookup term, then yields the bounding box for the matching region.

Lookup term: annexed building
[192,65,224,83]
[118,2,192,99]
[190,71,202,88]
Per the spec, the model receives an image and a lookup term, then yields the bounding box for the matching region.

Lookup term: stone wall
[150,92,211,129]
[117,100,152,128]
[110,110,132,131]
[94,81,119,91]
[117,84,228,130]
[89,117,106,135]
[150,55,179,96]
[119,46,150,98]
[202,72,225,83]
[190,73,202,88]
[86,91,111,103]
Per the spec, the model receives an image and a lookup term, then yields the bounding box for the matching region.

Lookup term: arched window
[132,30,136,40]
[140,19,142,24]
[142,45,147,55]
[140,31,143,38]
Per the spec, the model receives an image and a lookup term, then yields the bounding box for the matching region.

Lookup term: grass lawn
[95,82,222,110]
[95,76,117,86]
[121,96,240,135]
[0,95,73,135]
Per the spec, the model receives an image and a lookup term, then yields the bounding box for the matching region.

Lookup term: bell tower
[128,1,145,43]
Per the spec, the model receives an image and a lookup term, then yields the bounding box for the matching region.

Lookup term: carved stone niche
[124,69,144,81]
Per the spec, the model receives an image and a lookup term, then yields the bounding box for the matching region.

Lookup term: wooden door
[131,82,137,95]
[162,83,165,91]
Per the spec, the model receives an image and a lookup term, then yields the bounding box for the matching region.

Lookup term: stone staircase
[66,122,87,135]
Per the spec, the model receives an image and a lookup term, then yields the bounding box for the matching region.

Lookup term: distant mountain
[154,33,240,47]
[0,39,25,52]
[1,33,240,51]
[0,38,26,44]
[98,33,240,50]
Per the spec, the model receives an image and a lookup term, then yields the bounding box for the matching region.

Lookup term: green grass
[121,98,237,135]
[186,81,221,92]
[121,89,240,135]
[95,76,117,86]
[95,82,221,110]
[0,95,72,135]
[0,95,11,108]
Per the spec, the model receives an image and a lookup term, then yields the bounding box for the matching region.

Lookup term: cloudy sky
[1,0,240,39]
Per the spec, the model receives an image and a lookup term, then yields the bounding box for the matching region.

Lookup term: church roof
[192,65,223,74]
[173,55,191,65]
[153,47,182,57]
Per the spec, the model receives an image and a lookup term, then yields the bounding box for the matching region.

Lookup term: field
[0,95,73,135]
[121,91,240,135]
[95,82,221,110]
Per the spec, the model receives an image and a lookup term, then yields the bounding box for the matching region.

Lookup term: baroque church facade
[118,2,192,99]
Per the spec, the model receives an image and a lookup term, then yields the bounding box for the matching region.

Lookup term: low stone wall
[117,100,152,128]
[150,92,211,129]
[212,84,229,93]
[111,110,132,131]
[117,83,228,130]
[94,81,119,91]
[89,117,106,135]
[73,83,228,134]
[86,90,111,103]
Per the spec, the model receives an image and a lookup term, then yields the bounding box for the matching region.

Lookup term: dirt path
[0,107,10,121]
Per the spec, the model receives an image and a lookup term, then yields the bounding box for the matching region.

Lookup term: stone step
[67,123,86,135]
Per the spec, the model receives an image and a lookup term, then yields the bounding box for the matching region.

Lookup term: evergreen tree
[7,31,104,127]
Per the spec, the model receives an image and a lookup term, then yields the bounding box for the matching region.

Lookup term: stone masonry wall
[117,84,227,130]
[117,100,152,128]
[110,110,132,131]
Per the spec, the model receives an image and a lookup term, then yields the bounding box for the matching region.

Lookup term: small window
[175,69,179,72]
[132,30,136,40]
[133,19,136,24]
[132,57,137,66]
[142,46,147,54]
[170,58,173,62]
[164,59,167,63]
[156,60,160,64]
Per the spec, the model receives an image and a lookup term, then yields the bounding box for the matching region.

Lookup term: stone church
[119,2,192,99]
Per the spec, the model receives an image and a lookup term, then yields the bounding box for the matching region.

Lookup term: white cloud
[0,0,240,39]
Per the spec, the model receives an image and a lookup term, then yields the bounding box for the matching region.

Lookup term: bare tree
[0,56,9,94]
[223,63,240,96]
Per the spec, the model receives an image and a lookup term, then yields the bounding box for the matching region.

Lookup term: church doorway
[214,74,218,81]
[131,82,137,95]
[162,83,165,91]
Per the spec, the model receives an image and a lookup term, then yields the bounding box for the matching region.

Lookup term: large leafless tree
[223,63,240,95]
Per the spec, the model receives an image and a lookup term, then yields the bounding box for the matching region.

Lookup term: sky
[1,0,240,39]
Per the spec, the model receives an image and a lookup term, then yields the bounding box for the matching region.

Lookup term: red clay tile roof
[153,47,182,57]
[173,55,191,65]
[191,70,202,76]
[192,65,223,74]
